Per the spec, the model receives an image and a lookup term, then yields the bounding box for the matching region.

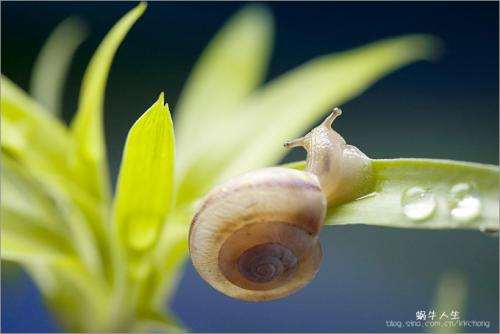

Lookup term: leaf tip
[405,34,444,62]
[423,35,444,62]
[61,16,90,39]
[157,92,165,106]
[155,92,172,115]
[240,4,274,32]
[136,2,148,14]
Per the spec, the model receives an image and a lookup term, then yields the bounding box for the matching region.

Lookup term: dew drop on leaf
[401,186,437,221]
[448,183,481,222]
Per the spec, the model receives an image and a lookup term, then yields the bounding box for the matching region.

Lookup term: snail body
[284,108,372,204]
[189,108,372,301]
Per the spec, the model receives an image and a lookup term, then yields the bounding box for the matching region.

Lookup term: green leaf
[289,159,499,231]
[132,310,185,333]
[220,35,441,179]
[151,227,188,304]
[1,76,73,179]
[1,209,74,263]
[0,78,103,230]
[1,153,65,232]
[26,261,110,332]
[148,215,189,307]
[0,80,106,275]
[113,93,175,252]
[176,34,441,204]
[30,17,88,115]
[1,154,104,276]
[70,3,146,203]
[175,5,273,173]
[1,156,74,263]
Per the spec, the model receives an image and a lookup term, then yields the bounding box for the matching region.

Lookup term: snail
[188,108,373,301]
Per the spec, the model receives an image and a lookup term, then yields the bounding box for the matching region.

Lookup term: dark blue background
[2,2,498,332]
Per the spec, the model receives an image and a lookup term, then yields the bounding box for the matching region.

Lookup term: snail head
[283,107,346,152]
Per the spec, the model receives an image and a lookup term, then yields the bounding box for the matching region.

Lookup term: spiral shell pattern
[189,167,326,301]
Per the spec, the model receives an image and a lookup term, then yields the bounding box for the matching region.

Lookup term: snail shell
[189,167,325,301]
[189,108,372,301]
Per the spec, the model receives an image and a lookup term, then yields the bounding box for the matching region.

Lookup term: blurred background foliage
[1,2,498,333]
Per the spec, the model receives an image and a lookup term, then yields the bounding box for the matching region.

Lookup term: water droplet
[126,215,161,251]
[448,183,481,222]
[479,225,499,237]
[401,186,437,221]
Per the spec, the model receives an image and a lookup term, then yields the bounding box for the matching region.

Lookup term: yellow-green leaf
[1,153,65,233]
[1,78,108,271]
[70,3,146,203]
[133,310,184,333]
[1,153,103,276]
[30,17,88,115]
[26,261,110,332]
[1,209,74,263]
[149,216,189,307]
[1,76,73,178]
[220,35,441,179]
[288,159,499,231]
[1,154,73,263]
[113,93,175,252]
[176,34,441,205]
[175,5,273,174]
[0,78,104,228]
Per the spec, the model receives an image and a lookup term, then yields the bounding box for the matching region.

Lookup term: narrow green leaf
[132,307,186,333]
[175,5,273,172]
[0,78,102,220]
[1,153,66,234]
[176,35,441,204]
[30,17,88,115]
[25,263,84,330]
[1,155,75,262]
[133,310,184,333]
[1,154,104,276]
[289,159,499,231]
[1,209,74,263]
[1,76,73,178]
[220,35,441,179]
[1,78,109,272]
[149,216,189,307]
[70,3,146,203]
[151,230,188,305]
[26,260,110,332]
[114,93,175,252]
